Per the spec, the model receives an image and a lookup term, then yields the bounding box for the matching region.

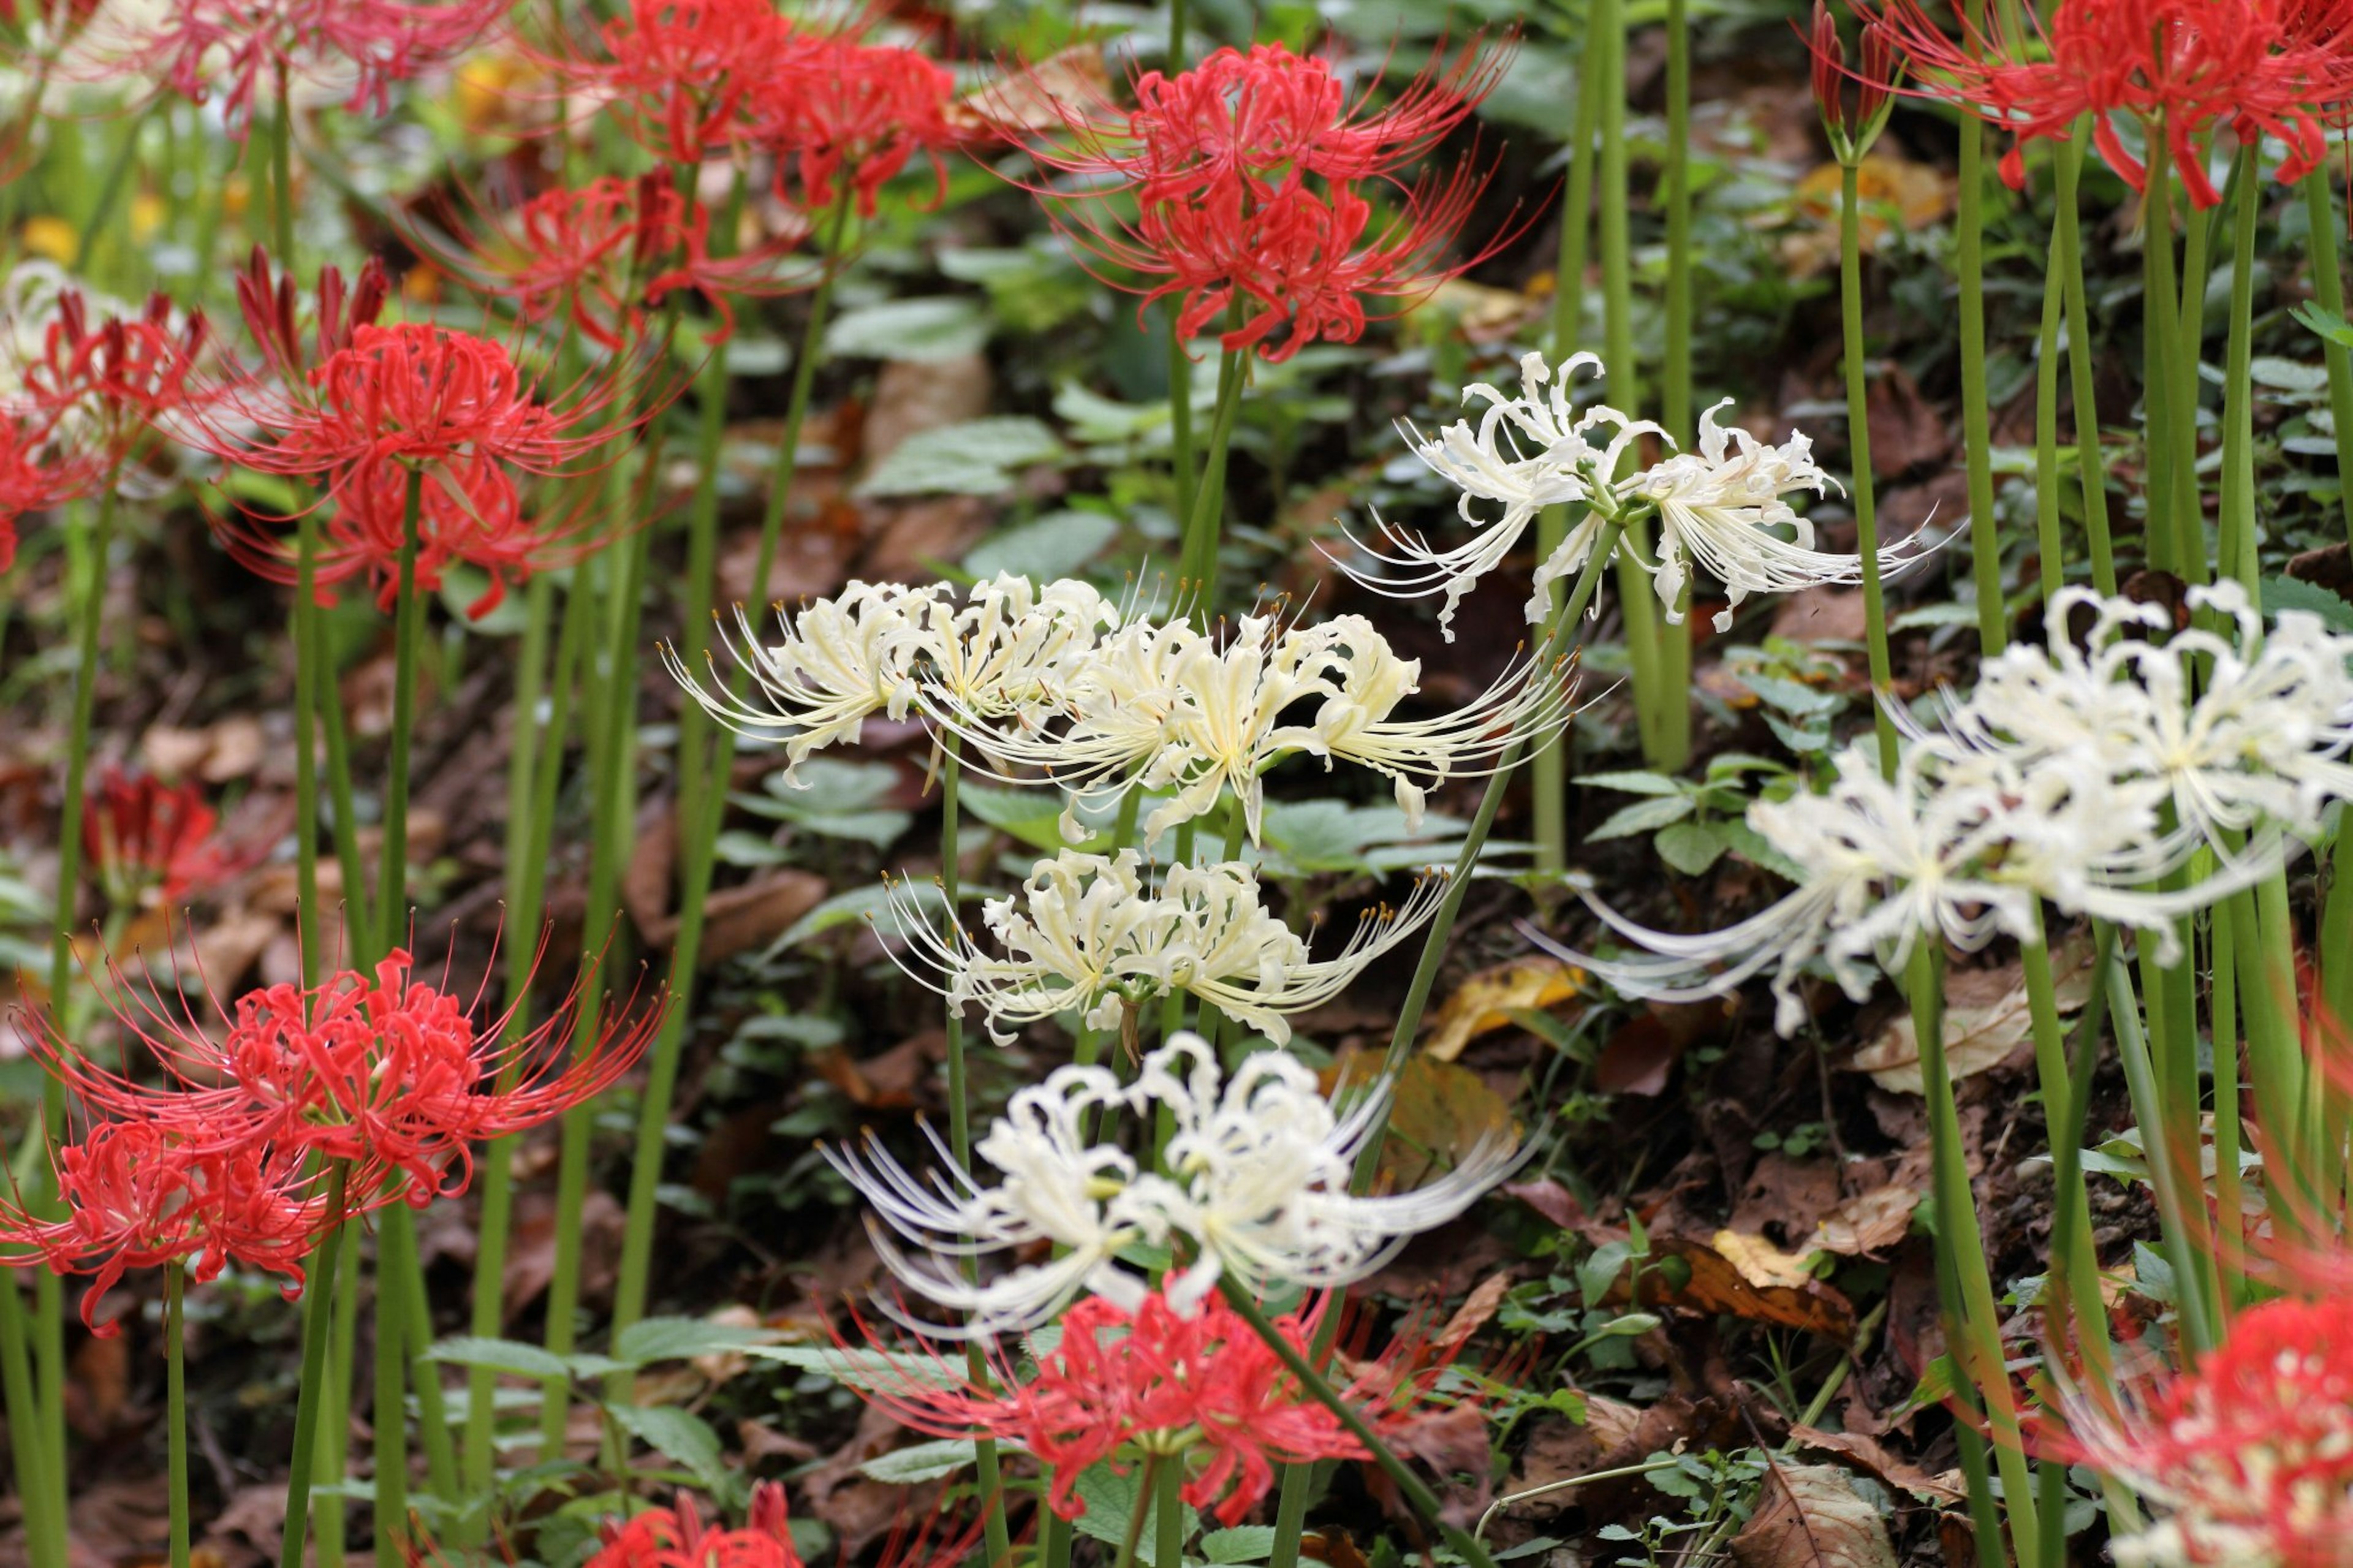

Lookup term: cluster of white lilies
[668,347,2353,1339]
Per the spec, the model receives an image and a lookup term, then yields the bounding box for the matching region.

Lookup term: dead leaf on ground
[67,1328,131,1436]
[1732,1464,1900,1568]
[1854,933,2094,1093]
[1808,1180,1922,1257]
[503,1188,625,1320]
[1787,1426,1968,1504]
[1781,153,1957,277]
[1712,1229,1822,1293]
[1369,1402,1493,1528]
[141,716,265,783]
[800,1402,936,1559]
[1768,588,1868,645]
[1332,1054,1518,1192]
[1423,953,1584,1062]
[1595,1001,1721,1096]
[1639,1231,1857,1338]
[1862,363,1952,479]
[809,1030,939,1112]
[863,355,991,467]
[625,802,827,962]
[1430,1271,1514,1353]
[949,44,1109,134]
[857,496,991,583]
[1504,1178,1585,1230]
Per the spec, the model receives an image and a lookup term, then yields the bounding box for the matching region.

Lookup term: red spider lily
[1809,0,1900,151]
[233,246,390,388]
[81,765,268,907]
[0,411,89,574]
[746,31,965,218]
[0,1115,340,1332]
[842,1289,1469,1528]
[2029,1297,2353,1567]
[411,174,819,352]
[1031,39,1506,206]
[1028,38,1510,361]
[539,0,793,164]
[217,447,599,619]
[83,0,509,138]
[14,289,210,461]
[585,1480,985,1568]
[1855,0,2353,206]
[1100,165,1488,362]
[23,939,664,1210]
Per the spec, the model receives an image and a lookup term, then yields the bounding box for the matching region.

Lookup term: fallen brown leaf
[1732,1464,1900,1568]
[948,45,1109,134]
[1787,1425,1968,1504]
[1855,935,2093,1094]
[1423,953,1584,1063]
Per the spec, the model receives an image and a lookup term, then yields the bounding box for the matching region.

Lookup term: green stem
[1531,7,1604,881]
[2107,946,2221,1351]
[1220,1282,1498,1568]
[1154,1460,1184,1568]
[294,512,327,986]
[316,1219,358,1568]
[2167,154,2213,587]
[2217,148,2260,593]
[1956,115,2006,653]
[2018,925,2107,1362]
[377,467,425,943]
[1113,1455,1162,1568]
[270,69,295,270]
[1840,162,1900,779]
[1654,0,1693,773]
[1177,349,1245,618]
[1595,0,1664,762]
[278,1166,350,1568]
[609,181,858,1352]
[2305,169,2353,546]
[0,1274,61,1568]
[2145,153,2187,579]
[1902,944,2039,1567]
[315,598,371,960]
[2053,135,2116,596]
[166,1264,191,1568]
[2033,192,2068,608]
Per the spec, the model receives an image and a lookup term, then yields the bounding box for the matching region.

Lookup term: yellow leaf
[22,215,75,263]
[1711,1228,1820,1292]
[1422,953,1584,1062]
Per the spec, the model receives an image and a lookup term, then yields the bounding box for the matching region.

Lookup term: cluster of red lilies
[1,949,656,1331]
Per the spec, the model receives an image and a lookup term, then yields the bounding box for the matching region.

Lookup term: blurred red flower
[1857,0,2353,205]
[88,0,509,138]
[1028,39,1509,361]
[81,765,268,907]
[748,32,965,218]
[2034,1297,2353,1566]
[583,1480,981,1568]
[545,0,794,164]
[15,288,210,463]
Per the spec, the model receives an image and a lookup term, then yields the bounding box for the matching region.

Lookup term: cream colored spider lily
[935,608,1577,845]
[877,848,1447,1047]
[824,1034,1521,1335]
[1931,582,2353,860]
[663,574,1119,785]
[1528,738,2276,1036]
[1333,349,1924,640]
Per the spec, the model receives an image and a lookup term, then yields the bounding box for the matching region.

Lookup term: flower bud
[1809,0,1847,134]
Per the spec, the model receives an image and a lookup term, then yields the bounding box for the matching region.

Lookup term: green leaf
[855,417,1063,499]
[1586,794,1696,841]
[2251,357,2333,395]
[713,830,790,868]
[964,509,1120,581]
[424,1336,574,1382]
[823,296,990,362]
[1889,600,1982,632]
[858,1438,981,1485]
[1201,1526,1279,1564]
[2296,301,2353,348]
[1575,770,1686,797]
[767,881,947,954]
[612,1316,779,1368]
[1718,818,1808,883]
[1653,820,1727,877]
[606,1403,727,1492]
[958,781,1071,852]
[737,760,912,849]
[2264,575,2353,634]
[1070,1462,1199,1564]
[746,1344,961,1392]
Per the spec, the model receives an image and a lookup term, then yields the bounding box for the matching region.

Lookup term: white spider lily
[827,1034,1521,1335]
[1932,583,2353,858]
[667,574,1120,785]
[1337,349,1923,640]
[1623,401,1911,633]
[879,848,1446,1047]
[1532,737,2275,1036]
[1331,351,1656,635]
[939,609,1574,845]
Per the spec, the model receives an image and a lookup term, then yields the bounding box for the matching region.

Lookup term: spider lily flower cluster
[1023,39,1509,360]
[1857,0,2353,203]
[828,1032,1520,1335]
[583,1480,979,1568]
[679,576,1577,843]
[81,765,267,909]
[842,1288,1464,1528]
[2034,1296,2353,1567]
[0,947,657,1327]
[1338,350,1924,638]
[883,847,1447,1047]
[1536,583,2353,1034]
